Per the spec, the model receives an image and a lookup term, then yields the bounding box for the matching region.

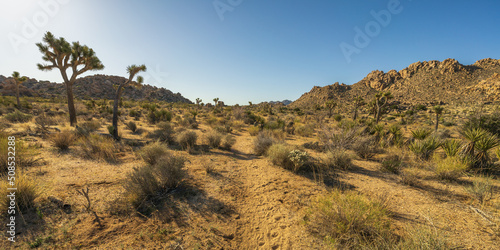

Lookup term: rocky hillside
[290,58,500,109]
[0,74,192,103]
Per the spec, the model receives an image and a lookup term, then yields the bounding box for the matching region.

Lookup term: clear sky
[1,0,499,105]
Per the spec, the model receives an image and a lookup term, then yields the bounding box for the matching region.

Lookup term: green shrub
[149,122,175,144]
[323,150,353,170]
[409,136,441,161]
[123,153,186,212]
[288,150,310,172]
[4,110,33,123]
[333,114,342,122]
[295,124,315,137]
[50,130,77,151]
[435,157,468,181]
[267,144,294,170]
[253,131,276,156]
[138,142,169,166]
[304,190,392,248]
[78,134,117,162]
[126,121,138,133]
[177,130,197,151]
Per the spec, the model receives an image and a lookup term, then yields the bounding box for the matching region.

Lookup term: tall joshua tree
[36,32,104,126]
[11,71,27,108]
[196,98,202,109]
[433,105,444,131]
[325,100,337,118]
[112,65,147,140]
[374,91,393,124]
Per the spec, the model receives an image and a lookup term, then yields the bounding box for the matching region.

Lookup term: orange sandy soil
[1,122,499,249]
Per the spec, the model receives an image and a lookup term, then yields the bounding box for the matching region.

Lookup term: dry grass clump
[126,121,138,133]
[381,154,403,174]
[77,120,101,135]
[295,123,315,137]
[0,135,40,174]
[177,130,197,151]
[4,110,33,123]
[465,176,494,204]
[434,157,468,181]
[78,134,118,162]
[248,126,260,136]
[123,153,186,212]
[253,131,276,156]
[206,130,223,148]
[352,135,379,160]
[400,167,421,186]
[0,172,41,214]
[50,130,77,151]
[304,190,393,248]
[399,226,450,249]
[221,134,236,150]
[138,142,169,166]
[267,143,294,170]
[323,150,353,170]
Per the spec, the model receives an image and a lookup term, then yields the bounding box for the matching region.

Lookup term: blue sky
[1,0,499,105]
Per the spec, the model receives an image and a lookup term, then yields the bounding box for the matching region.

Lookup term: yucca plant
[386,125,403,147]
[411,128,432,140]
[409,136,441,161]
[474,133,499,169]
[441,139,462,157]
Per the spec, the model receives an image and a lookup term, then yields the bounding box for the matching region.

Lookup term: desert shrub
[352,136,379,159]
[138,142,169,166]
[288,150,310,172]
[411,128,432,140]
[267,144,294,170]
[441,139,462,157]
[463,111,500,136]
[107,125,116,135]
[0,173,41,214]
[126,121,138,133]
[304,190,392,248]
[180,117,198,129]
[385,125,403,147]
[319,126,358,151]
[206,130,223,148]
[50,130,77,151]
[409,136,441,161]
[333,114,342,122]
[123,153,186,211]
[248,126,260,136]
[4,110,33,123]
[253,131,276,156]
[77,120,101,136]
[295,123,315,137]
[465,176,494,204]
[323,150,353,170]
[35,114,57,132]
[264,119,285,130]
[147,109,172,124]
[435,157,468,181]
[381,154,403,174]
[221,134,236,150]
[214,124,231,134]
[78,134,117,162]
[129,109,141,120]
[149,122,175,144]
[177,130,197,151]
[399,226,450,249]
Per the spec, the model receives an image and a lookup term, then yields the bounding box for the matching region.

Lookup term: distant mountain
[290,58,500,109]
[0,74,192,103]
[268,100,292,106]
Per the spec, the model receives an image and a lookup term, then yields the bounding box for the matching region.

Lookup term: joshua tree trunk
[16,83,20,108]
[66,83,77,126]
[112,85,124,140]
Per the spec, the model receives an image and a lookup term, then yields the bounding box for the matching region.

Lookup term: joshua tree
[196,98,202,109]
[11,71,27,108]
[112,65,146,140]
[36,32,104,126]
[324,100,337,118]
[433,105,444,131]
[213,97,219,107]
[352,96,365,121]
[248,101,253,107]
[374,92,393,123]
